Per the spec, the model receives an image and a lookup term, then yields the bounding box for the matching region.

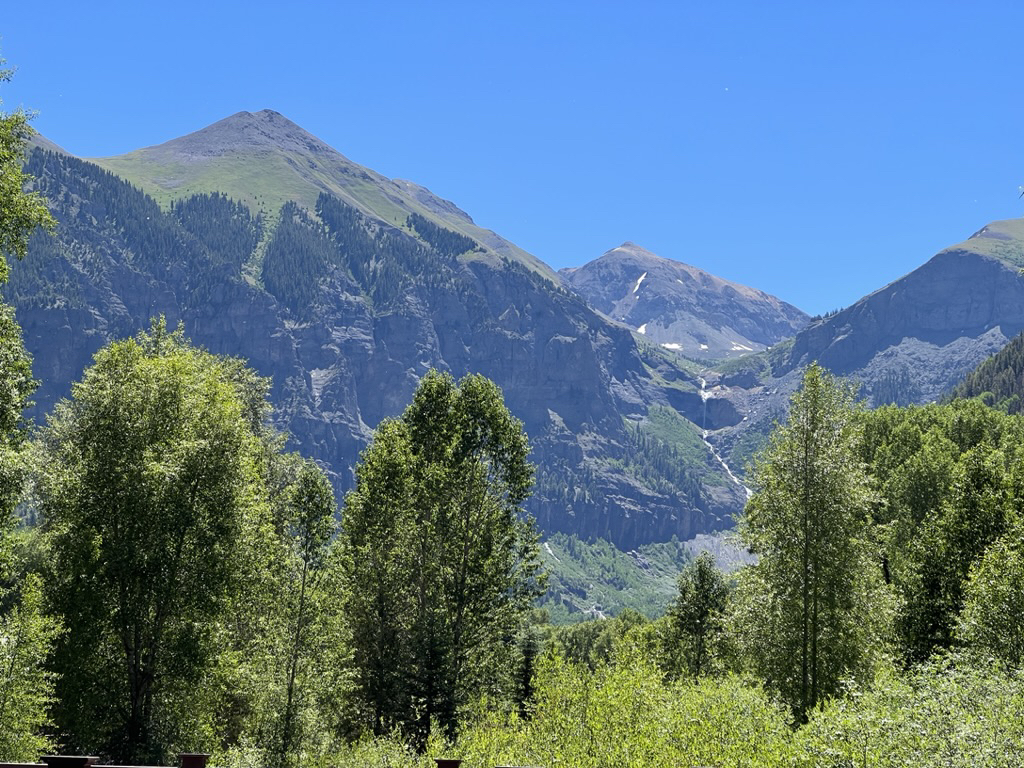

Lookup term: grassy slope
[538,533,691,622]
[91,143,556,280]
[947,218,1024,268]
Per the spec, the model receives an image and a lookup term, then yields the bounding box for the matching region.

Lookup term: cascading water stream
[699,376,752,500]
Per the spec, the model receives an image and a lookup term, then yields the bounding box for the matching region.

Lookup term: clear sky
[3,1,1023,316]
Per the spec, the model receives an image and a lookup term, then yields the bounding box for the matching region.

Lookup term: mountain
[777,218,1024,405]
[695,217,1024,475]
[560,242,809,359]
[90,109,554,278]
[10,111,757,552]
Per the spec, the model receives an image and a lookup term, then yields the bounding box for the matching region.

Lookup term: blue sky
[3,1,1023,316]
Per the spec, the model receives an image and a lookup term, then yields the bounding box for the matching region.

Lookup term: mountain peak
[137,109,341,160]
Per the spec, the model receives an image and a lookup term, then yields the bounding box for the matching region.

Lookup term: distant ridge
[561,242,809,359]
[777,217,1024,404]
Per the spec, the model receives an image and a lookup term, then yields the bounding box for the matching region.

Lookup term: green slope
[89,109,556,280]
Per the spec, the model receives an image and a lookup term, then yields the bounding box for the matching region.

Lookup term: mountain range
[12,108,1024,588]
[13,110,770,555]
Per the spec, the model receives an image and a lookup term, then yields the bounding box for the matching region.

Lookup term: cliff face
[11,144,748,551]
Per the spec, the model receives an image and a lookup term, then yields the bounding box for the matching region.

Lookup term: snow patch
[543,541,560,562]
[730,342,754,352]
[700,343,709,350]
[661,342,683,350]
[637,323,647,335]
[632,271,648,294]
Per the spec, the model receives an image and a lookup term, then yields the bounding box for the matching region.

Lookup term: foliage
[270,459,342,768]
[0,55,60,759]
[313,651,1024,768]
[456,650,795,768]
[0,303,35,517]
[667,551,730,680]
[736,363,893,721]
[340,370,543,745]
[948,331,1024,414]
[957,524,1024,666]
[0,57,55,280]
[794,655,1024,767]
[857,398,1024,662]
[550,609,649,670]
[38,319,273,762]
[406,213,478,258]
[0,573,60,760]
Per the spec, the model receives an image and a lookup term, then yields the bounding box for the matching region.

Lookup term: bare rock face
[560,242,809,360]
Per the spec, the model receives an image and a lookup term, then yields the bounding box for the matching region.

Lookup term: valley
[12,109,1024,620]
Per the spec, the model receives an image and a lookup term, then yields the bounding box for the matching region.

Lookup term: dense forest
[3,59,1024,768]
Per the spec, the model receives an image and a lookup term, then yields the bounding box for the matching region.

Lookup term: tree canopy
[340,370,543,744]
[38,320,275,761]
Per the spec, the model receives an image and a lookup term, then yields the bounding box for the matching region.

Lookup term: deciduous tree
[340,370,542,744]
[39,320,273,762]
[734,364,892,721]
[0,50,59,759]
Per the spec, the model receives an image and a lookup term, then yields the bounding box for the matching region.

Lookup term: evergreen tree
[734,364,892,721]
[668,551,728,681]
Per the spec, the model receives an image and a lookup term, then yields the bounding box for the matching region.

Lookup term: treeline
[170,192,263,269]
[329,365,1024,766]
[406,212,478,258]
[10,151,263,314]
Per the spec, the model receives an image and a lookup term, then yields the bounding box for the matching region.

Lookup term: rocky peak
[133,109,346,160]
[561,243,809,359]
